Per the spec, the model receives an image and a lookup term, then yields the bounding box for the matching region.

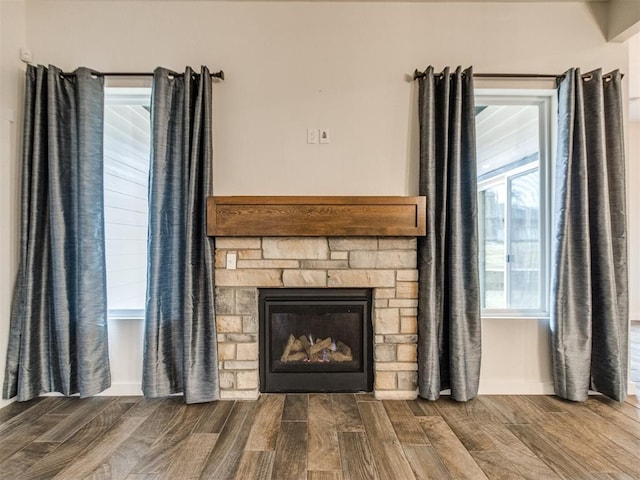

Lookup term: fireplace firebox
[259,288,373,393]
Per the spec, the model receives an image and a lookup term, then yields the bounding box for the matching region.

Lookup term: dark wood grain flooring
[0,394,639,480]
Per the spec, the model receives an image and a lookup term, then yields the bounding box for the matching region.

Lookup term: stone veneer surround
[214,237,419,400]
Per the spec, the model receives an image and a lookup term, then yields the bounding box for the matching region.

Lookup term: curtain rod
[60,70,225,80]
[412,70,622,81]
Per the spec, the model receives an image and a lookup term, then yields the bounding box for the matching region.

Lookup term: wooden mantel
[207,196,426,237]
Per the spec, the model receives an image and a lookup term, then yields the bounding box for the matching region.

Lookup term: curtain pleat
[143,66,219,404]
[416,66,481,401]
[551,68,628,402]
[3,65,110,401]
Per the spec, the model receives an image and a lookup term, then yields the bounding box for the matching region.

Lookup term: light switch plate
[307,128,319,144]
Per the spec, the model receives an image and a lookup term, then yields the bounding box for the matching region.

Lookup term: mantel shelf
[207,196,426,237]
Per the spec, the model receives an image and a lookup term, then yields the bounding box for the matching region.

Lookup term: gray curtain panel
[143,66,219,404]
[3,65,110,401]
[551,68,628,402]
[416,66,482,402]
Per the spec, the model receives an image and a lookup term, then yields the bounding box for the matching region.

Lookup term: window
[104,88,152,319]
[475,92,554,317]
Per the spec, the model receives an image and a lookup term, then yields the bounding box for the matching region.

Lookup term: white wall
[630,34,640,122]
[0,0,27,408]
[1,0,635,396]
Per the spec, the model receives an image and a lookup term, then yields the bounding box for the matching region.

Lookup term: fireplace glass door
[259,288,373,393]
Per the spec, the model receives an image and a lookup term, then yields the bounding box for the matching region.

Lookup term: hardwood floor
[1,393,640,479]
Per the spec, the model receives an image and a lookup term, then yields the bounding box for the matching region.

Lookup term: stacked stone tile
[214,237,419,400]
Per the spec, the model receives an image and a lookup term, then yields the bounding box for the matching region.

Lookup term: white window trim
[475,89,556,319]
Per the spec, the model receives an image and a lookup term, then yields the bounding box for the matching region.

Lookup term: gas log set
[279,334,353,363]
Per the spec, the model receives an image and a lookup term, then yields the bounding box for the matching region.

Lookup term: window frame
[475,90,555,319]
[104,86,152,321]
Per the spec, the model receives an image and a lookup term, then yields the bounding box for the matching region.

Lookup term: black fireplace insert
[259,288,373,393]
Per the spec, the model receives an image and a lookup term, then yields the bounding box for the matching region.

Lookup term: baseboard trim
[478,380,555,395]
[2,381,635,406]
[478,381,637,397]
[97,383,143,396]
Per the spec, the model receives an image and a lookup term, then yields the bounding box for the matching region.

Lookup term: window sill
[108,310,145,321]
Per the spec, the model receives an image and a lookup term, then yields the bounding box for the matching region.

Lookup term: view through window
[475,93,553,316]
[104,88,151,319]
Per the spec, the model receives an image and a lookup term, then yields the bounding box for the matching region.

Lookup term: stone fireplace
[213,236,419,400]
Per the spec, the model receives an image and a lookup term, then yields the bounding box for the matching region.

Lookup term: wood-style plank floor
[1,393,640,480]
